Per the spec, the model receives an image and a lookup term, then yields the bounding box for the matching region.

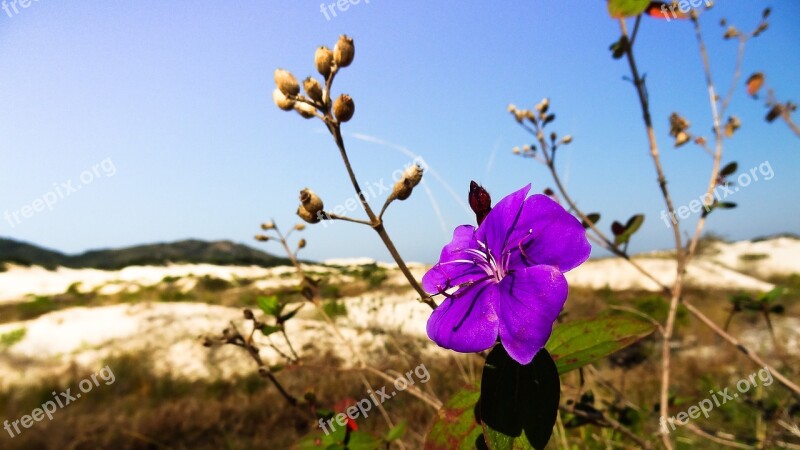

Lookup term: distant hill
[0,239,66,270]
[0,238,290,270]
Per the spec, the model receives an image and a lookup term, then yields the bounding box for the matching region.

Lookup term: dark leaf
[611,221,625,236]
[481,347,560,450]
[720,162,738,177]
[582,213,601,229]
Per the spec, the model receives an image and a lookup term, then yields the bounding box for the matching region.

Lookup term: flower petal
[496,265,568,365]
[475,184,531,262]
[508,194,591,273]
[426,280,499,353]
[422,225,487,293]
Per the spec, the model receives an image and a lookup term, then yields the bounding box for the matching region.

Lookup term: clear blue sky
[1,1,798,263]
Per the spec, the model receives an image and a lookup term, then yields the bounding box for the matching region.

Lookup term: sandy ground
[0,237,796,387]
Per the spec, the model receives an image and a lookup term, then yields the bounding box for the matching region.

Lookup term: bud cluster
[272,35,357,124]
[509,98,571,161]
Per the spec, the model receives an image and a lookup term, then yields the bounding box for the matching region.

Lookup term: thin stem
[281,328,300,361]
[328,123,437,310]
[324,212,374,226]
[619,16,688,450]
[781,109,800,137]
[560,404,654,450]
[682,300,800,396]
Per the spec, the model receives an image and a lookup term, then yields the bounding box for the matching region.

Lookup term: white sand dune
[0,301,442,389]
[0,237,796,387]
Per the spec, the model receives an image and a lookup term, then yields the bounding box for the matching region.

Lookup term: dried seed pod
[299,188,324,214]
[333,94,355,122]
[392,165,424,201]
[303,77,324,103]
[294,102,316,119]
[334,35,355,68]
[254,234,270,242]
[297,205,321,224]
[315,46,334,78]
[274,69,300,96]
[272,89,295,111]
[261,221,275,230]
[298,239,307,249]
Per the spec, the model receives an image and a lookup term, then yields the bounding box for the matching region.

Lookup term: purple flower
[423,184,591,365]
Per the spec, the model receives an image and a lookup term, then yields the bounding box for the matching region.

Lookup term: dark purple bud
[543,188,555,196]
[469,181,492,226]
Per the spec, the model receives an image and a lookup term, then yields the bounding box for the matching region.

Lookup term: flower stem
[328,123,437,310]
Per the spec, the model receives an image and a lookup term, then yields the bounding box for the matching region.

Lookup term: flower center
[466,241,506,282]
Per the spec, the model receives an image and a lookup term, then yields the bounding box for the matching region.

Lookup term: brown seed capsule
[294,223,306,231]
[254,234,270,242]
[303,77,324,103]
[297,205,321,224]
[333,94,355,122]
[294,102,316,119]
[274,69,300,96]
[299,188,324,214]
[261,221,275,230]
[561,135,573,145]
[392,165,424,201]
[334,35,355,68]
[315,46,334,78]
[272,88,295,111]
[298,239,307,249]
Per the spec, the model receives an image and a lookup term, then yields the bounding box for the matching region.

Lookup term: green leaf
[346,431,382,450]
[261,324,282,336]
[257,295,281,316]
[292,421,346,449]
[581,213,601,229]
[424,386,483,450]
[614,214,645,245]
[386,420,407,442]
[759,287,785,303]
[608,0,650,18]
[546,316,656,374]
[481,347,560,450]
[292,423,380,450]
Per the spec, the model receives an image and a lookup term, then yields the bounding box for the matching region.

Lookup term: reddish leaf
[646,2,689,20]
[746,72,765,97]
